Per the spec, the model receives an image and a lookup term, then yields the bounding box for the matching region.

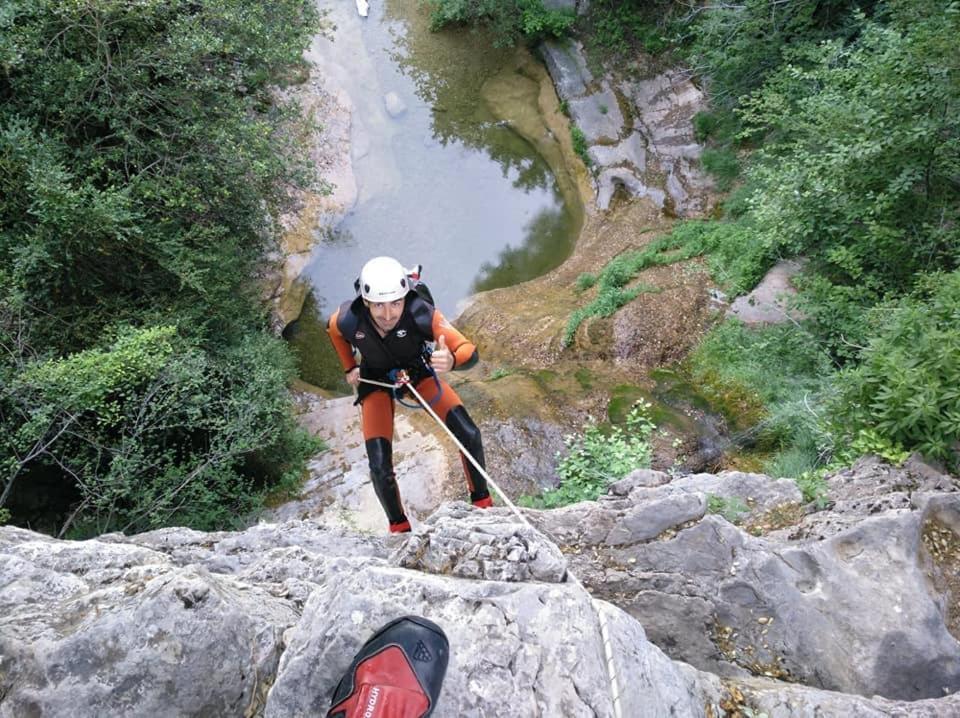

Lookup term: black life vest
[336,292,436,395]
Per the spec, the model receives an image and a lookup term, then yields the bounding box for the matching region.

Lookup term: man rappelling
[326,256,493,533]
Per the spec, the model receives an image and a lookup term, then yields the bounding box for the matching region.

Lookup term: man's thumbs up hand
[431,334,454,373]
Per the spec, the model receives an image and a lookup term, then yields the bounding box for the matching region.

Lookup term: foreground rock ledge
[1,460,959,717]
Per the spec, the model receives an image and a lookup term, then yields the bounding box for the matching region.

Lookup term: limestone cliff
[2,457,958,717]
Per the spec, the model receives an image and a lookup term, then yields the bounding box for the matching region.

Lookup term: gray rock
[0,515,727,718]
[540,39,593,100]
[587,131,647,171]
[111,520,387,573]
[597,600,724,718]
[605,493,706,545]
[0,561,296,718]
[537,461,960,701]
[729,259,807,325]
[596,168,666,210]
[770,455,959,542]
[654,471,804,516]
[482,416,567,494]
[538,36,712,214]
[738,676,960,717]
[383,90,406,118]
[392,503,568,583]
[609,468,672,493]
[264,556,720,718]
[568,84,624,144]
[3,458,959,716]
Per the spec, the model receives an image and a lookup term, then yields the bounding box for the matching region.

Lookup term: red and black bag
[326,615,450,718]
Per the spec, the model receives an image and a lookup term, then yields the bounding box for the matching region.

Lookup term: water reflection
[473,208,570,292]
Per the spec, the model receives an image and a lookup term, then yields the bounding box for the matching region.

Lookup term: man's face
[366,298,404,333]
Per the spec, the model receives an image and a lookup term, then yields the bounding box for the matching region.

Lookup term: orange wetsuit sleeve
[431,309,478,370]
[327,307,359,372]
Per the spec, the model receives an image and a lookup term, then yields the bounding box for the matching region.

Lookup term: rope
[357,375,625,718]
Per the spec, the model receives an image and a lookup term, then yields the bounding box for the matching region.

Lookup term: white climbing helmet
[358,256,409,303]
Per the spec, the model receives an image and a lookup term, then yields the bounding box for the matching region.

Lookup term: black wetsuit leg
[444,405,490,503]
[365,437,408,526]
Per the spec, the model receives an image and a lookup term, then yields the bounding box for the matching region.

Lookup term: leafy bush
[736,11,960,297]
[0,0,322,536]
[686,0,871,106]
[584,0,676,58]
[1,325,319,536]
[830,271,960,467]
[521,401,655,508]
[575,273,597,291]
[427,0,574,47]
[570,126,590,165]
[700,148,740,191]
[795,469,830,508]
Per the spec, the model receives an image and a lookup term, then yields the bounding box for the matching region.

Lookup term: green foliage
[848,429,911,466]
[584,0,676,58]
[795,469,830,508]
[706,494,749,524]
[519,0,575,40]
[1,0,320,348]
[830,272,960,466]
[564,220,772,346]
[520,401,655,509]
[570,126,590,165]
[692,111,736,144]
[0,0,322,536]
[488,366,515,381]
[575,273,597,291]
[1,325,320,535]
[427,0,573,47]
[735,10,960,308]
[700,148,740,191]
[687,319,834,474]
[686,0,871,106]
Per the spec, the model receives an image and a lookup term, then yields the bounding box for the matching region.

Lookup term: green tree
[831,272,960,467]
[0,0,322,536]
[736,6,960,355]
[427,0,574,47]
[687,0,875,105]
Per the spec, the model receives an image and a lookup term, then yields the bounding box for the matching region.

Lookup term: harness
[336,292,442,407]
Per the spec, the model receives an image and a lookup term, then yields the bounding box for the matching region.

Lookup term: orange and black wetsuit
[327,291,492,532]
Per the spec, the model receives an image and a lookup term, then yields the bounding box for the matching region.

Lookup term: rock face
[2,458,958,717]
[540,39,713,216]
[532,457,960,702]
[728,259,807,325]
[261,393,449,533]
[0,513,721,718]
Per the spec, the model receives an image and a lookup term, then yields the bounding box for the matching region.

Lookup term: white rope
[357,375,625,718]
